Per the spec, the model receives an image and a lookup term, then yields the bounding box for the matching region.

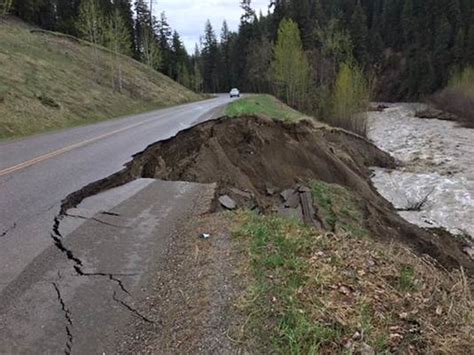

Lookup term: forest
[3,0,474,127]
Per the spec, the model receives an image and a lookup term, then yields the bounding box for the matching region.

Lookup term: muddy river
[368,103,474,243]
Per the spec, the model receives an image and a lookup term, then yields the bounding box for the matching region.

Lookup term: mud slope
[63,116,473,272]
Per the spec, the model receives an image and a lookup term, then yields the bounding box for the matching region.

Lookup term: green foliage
[449,66,474,97]
[398,265,417,292]
[272,19,310,109]
[225,94,306,122]
[1,0,13,16]
[76,0,104,46]
[330,62,370,136]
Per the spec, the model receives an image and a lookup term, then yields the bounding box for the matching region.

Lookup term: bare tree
[77,0,105,78]
[105,9,132,92]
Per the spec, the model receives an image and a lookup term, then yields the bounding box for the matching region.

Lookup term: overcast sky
[151,0,271,53]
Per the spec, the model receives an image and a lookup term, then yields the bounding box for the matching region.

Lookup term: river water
[367,103,474,242]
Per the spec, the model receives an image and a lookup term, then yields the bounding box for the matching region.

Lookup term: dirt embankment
[65,116,473,273]
[125,116,470,273]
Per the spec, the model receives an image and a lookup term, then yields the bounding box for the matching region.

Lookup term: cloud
[151,0,270,52]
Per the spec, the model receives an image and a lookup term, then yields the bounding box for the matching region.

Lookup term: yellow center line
[0,119,149,178]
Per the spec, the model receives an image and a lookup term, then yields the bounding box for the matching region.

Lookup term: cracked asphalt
[0,96,230,353]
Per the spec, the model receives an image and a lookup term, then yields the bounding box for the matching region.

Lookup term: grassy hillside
[0,18,201,139]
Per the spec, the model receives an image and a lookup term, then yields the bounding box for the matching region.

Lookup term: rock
[218,195,237,210]
[416,107,458,121]
[229,187,253,200]
[278,205,303,222]
[266,185,276,196]
[369,103,388,112]
[280,189,300,208]
[463,246,474,260]
[358,343,375,355]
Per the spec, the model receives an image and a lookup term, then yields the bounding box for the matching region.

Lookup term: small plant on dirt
[398,265,417,292]
[37,94,61,109]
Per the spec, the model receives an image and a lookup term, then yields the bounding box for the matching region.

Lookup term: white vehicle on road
[229,88,240,98]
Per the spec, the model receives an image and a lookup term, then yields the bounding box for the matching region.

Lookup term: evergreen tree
[350,1,369,66]
[401,0,415,45]
[466,24,474,65]
[220,20,233,91]
[201,20,220,92]
[156,12,172,75]
[433,15,452,87]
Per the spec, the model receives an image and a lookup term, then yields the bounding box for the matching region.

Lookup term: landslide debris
[64,116,473,273]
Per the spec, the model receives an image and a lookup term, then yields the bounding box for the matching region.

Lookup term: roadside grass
[0,18,201,139]
[225,94,308,122]
[231,182,473,354]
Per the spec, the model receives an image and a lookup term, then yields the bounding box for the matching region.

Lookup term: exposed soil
[131,116,472,273]
[62,116,473,273]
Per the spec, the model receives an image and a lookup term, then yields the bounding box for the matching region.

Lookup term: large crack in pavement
[46,148,163,352]
[112,291,156,324]
[52,282,73,355]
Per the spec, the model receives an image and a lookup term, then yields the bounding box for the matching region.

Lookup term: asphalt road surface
[0,95,231,292]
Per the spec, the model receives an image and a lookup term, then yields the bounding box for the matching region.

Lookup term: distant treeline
[197,0,474,100]
[5,0,474,103]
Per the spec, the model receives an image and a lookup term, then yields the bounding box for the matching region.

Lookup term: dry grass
[0,17,201,139]
[232,204,473,353]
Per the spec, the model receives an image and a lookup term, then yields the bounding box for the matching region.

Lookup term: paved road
[0,95,231,291]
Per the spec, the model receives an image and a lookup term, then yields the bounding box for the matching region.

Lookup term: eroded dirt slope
[64,116,473,273]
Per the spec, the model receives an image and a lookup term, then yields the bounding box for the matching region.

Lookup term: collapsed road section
[1,115,472,354]
[71,115,471,271]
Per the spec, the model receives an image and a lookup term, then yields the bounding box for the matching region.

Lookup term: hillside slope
[0,18,201,139]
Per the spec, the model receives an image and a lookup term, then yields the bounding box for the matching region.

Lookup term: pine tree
[220,20,233,91]
[201,20,220,92]
[156,12,172,75]
[401,0,415,44]
[350,1,368,66]
[466,24,474,65]
[452,28,466,66]
[433,15,452,87]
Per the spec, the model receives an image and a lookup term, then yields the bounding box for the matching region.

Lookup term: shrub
[431,66,474,128]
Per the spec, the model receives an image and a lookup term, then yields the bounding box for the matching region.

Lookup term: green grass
[233,212,342,353]
[225,94,307,122]
[398,265,417,292]
[0,18,202,139]
[310,180,369,238]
